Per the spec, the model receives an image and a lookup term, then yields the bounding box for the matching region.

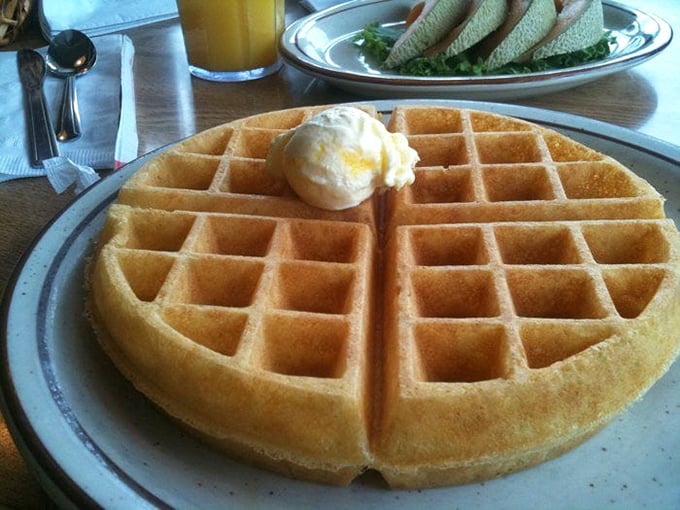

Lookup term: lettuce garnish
[354,23,615,77]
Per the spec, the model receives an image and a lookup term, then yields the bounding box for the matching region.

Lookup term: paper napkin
[39,0,345,39]
[0,34,138,192]
[38,0,178,39]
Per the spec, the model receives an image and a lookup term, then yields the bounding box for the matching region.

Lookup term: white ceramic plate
[281,0,672,99]
[1,101,679,509]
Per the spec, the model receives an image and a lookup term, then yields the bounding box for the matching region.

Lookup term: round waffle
[88,104,680,489]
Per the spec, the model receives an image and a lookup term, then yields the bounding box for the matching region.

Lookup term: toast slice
[518,0,604,62]
[384,0,470,68]
[478,0,557,70]
[423,0,508,59]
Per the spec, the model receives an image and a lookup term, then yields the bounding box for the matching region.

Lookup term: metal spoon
[45,30,97,141]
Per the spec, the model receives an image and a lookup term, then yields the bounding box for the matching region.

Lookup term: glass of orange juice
[176,0,285,82]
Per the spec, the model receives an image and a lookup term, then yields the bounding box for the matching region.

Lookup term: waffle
[88,104,680,489]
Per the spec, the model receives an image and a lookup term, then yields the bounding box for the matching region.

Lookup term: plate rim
[280,0,673,90]
[0,149,168,510]
[1,99,679,508]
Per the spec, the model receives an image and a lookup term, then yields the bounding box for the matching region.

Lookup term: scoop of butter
[266,106,419,210]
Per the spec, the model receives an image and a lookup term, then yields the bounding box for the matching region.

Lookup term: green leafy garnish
[353,23,615,77]
[398,52,486,77]
[353,23,401,62]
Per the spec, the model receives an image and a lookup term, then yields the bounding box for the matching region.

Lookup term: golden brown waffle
[88,104,680,489]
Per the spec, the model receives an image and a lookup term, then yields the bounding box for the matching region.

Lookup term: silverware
[17,49,59,168]
[46,30,98,141]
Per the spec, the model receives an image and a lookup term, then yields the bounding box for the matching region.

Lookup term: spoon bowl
[46,29,97,141]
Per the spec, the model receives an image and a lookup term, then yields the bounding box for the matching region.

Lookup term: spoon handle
[57,75,81,141]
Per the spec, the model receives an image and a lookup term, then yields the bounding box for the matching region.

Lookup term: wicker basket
[0,0,32,46]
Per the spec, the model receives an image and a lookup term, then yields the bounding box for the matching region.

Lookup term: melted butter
[342,150,377,177]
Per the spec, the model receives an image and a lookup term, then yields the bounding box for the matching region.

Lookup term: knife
[17,49,59,168]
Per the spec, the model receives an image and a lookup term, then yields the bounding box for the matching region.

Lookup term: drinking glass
[176,0,285,82]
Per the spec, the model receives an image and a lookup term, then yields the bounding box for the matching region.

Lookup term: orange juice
[177,0,285,78]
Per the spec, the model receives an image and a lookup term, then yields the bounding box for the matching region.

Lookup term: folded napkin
[0,34,137,192]
[300,0,347,12]
[39,0,178,39]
